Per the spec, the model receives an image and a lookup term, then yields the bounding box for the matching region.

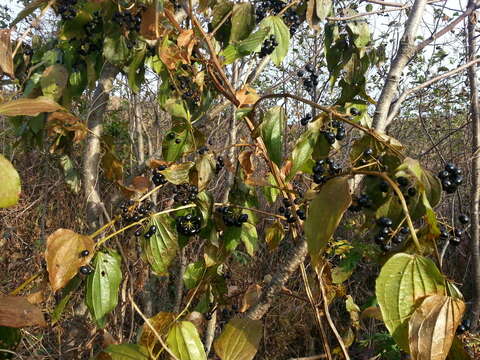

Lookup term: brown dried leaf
[0,96,63,117]
[26,290,44,305]
[177,29,196,63]
[159,44,183,70]
[47,111,87,143]
[140,5,168,40]
[235,86,259,108]
[0,295,46,328]
[360,306,383,322]
[102,151,124,182]
[0,29,14,77]
[238,150,254,179]
[139,312,176,356]
[409,295,465,360]
[240,284,262,313]
[132,176,150,193]
[45,229,94,291]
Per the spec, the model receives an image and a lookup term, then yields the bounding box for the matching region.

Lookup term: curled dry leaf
[45,229,94,291]
[235,85,259,108]
[0,29,14,78]
[409,295,465,360]
[47,111,87,143]
[240,284,262,313]
[0,96,63,117]
[0,295,46,328]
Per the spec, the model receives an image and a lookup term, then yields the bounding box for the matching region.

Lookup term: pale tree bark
[372,0,428,132]
[83,63,119,231]
[134,95,145,165]
[466,0,480,329]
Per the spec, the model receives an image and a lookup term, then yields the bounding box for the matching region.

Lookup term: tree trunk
[372,0,428,132]
[467,2,480,329]
[83,63,118,231]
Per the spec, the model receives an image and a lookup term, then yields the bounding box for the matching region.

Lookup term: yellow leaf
[0,96,63,116]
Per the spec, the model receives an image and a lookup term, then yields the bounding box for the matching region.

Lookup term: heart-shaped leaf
[45,229,94,291]
[214,317,263,360]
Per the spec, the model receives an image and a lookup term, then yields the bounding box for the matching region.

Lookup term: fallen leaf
[240,284,262,313]
[45,229,95,291]
[0,295,46,328]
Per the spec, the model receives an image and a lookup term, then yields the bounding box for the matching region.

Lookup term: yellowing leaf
[0,295,46,328]
[0,154,21,208]
[214,317,263,360]
[304,176,351,263]
[409,295,465,360]
[166,321,207,360]
[0,29,14,77]
[139,312,176,357]
[240,284,261,313]
[376,253,446,351]
[45,229,94,291]
[0,97,63,116]
[160,162,195,184]
[40,64,69,100]
[236,85,259,107]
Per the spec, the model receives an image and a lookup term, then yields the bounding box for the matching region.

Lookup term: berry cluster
[300,113,312,126]
[137,224,157,239]
[297,64,318,92]
[152,165,168,186]
[166,132,182,144]
[312,158,342,184]
[113,11,142,32]
[395,176,418,199]
[178,76,200,103]
[84,11,101,36]
[373,217,409,251]
[173,183,198,205]
[216,156,225,174]
[349,193,372,212]
[259,35,278,58]
[278,197,306,223]
[355,148,375,167]
[439,214,470,246]
[176,214,202,236]
[57,0,77,21]
[321,120,346,145]
[438,163,463,193]
[120,199,154,224]
[283,8,302,36]
[255,0,284,21]
[217,206,249,227]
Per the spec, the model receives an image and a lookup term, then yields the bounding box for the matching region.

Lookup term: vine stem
[94,204,196,248]
[317,263,350,360]
[129,294,180,360]
[354,170,421,252]
[214,202,286,220]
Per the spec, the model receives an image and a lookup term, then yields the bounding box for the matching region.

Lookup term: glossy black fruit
[134,228,143,237]
[79,266,92,275]
[377,217,393,227]
[449,237,461,246]
[396,176,409,187]
[379,181,389,192]
[459,214,470,224]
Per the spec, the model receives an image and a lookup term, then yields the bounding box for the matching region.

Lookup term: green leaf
[264,221,284,250]
[183,261,205,289]
[40,64,69,101]
[346,16,371,49]
[195,154,215,191]
[212,0,234,45]
[376,253,446,351]
[160,162,195,185]
[221,45,241,64]
[127,44,146,94]
[258,16,290,66]
[240,222,258,256]
[288,117,325,180]
[0,154,21,208]
[162,122,192,162]
[103,344,150,359]
[195,190,213,225]
[142,214,179,276]
[85,250,122,328]
[316,0,332,21]
[259,106,285,167]
[58,154,81,194]
[164,98,190,120]
[237,28,270,54]
[304,176,352,263]
[229,3,254,44]
[262,173,280,204]
[214,317,263,360]
[103,35,130,66]
[166,321,207,360]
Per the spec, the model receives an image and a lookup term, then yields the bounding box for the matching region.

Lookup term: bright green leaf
[260,106,285,167]
[183,261,205,289]
[258,16,290,66]
[166,321,207,360]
